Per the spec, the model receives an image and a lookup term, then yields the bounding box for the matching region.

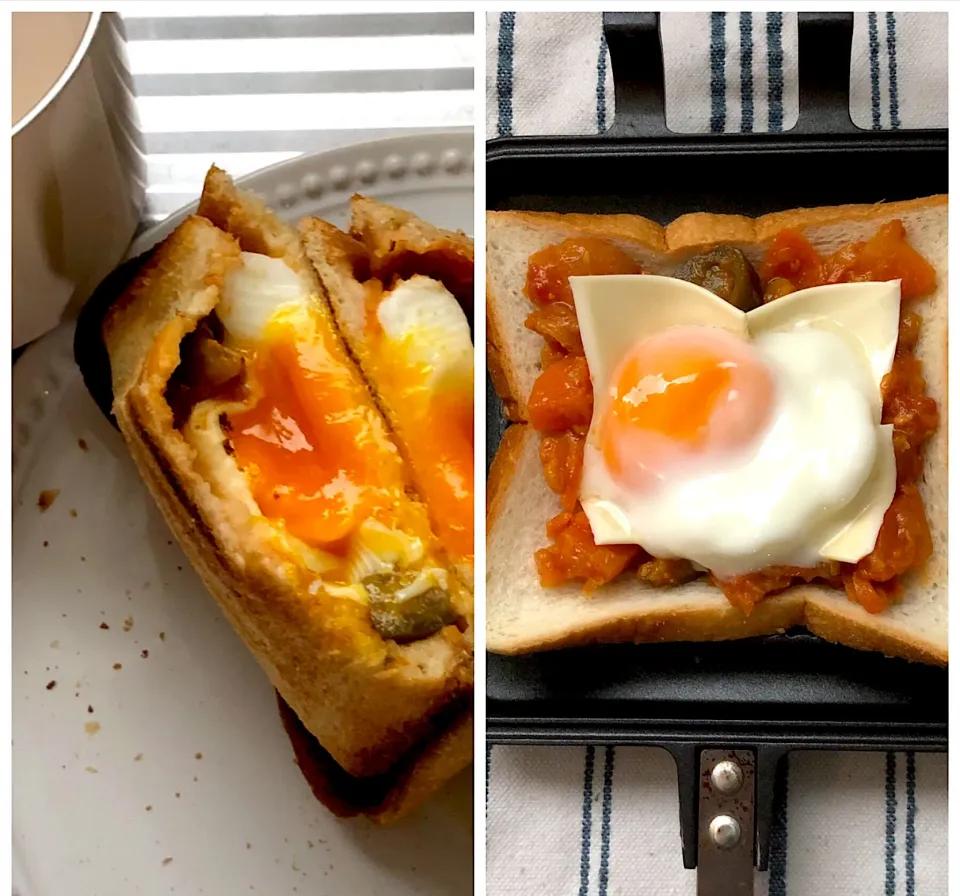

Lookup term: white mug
[12,12,145,348]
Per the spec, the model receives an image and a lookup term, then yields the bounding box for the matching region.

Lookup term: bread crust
[349,194,474,311]
[105,171,473,817]
[803,597,946,666]
[279,696,472,824]
[486,198,948,663]
[489,210,667,251]
[486,423,527,532]
[486,298,523,424]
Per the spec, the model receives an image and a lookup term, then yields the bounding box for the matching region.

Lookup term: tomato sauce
[527,355,593,432]
[525,222,938,615]
[539,431,585,512]
[526,238,644,306]
[535,510,640,593]
[761,220,936,301]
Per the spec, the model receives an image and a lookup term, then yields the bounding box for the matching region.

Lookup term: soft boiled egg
[183,251,441,591]
[570,274,901,578]
[218,252,409,551]
[366,275,475,566]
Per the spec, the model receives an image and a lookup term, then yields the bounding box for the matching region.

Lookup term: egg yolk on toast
[601,328,775,492]
[227,317,412,552]
[360,277,475,567]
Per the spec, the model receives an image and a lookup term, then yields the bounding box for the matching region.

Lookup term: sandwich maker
[485,11,947,890]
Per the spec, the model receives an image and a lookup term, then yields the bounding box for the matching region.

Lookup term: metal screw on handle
[711,760,745,795]
[709,815,742,849]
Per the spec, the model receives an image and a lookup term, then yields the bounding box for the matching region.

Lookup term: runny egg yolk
[600,327,776,490]
[401,382,473,562]
[228,319,402,549]
[366,278,474,565]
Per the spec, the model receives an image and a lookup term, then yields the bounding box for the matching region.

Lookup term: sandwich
[487,197,946,665]
[300,198,475,588]
[103,166,474,823]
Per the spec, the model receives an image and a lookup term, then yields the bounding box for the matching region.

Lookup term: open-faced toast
[486,197,947,664]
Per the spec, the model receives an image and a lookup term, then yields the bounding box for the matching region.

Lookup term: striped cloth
[484,11,947,896]
[487,746,947,896]
[117,4,474,226]
[486,11,947,137]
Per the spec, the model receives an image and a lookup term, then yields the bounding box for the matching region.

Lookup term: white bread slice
[486,198,947,664]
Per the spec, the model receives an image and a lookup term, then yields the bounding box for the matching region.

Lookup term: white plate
[12,132,474,896]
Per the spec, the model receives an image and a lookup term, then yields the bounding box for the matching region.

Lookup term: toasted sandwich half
[300,197,475,588]
[104,166,473,822]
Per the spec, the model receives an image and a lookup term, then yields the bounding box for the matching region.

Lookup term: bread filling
[299,212,477,581]
[523,221,938,616]
[162,251,465,645]
[360,274,475,565]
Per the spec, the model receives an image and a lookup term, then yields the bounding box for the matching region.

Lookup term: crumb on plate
[38,489,60,511]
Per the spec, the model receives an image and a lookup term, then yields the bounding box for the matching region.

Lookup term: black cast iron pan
[485,11,947,878]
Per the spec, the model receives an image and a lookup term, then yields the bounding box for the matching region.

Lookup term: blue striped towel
[486,11,947,137]
[484,11,948,896]
[487,745,946,895]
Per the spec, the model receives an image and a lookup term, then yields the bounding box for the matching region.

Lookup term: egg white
[571,275,902,577]
[377,275,474,396]
[179,252,448,598]
[218,251,309,343]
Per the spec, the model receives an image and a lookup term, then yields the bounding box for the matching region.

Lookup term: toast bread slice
[486,197,947,663]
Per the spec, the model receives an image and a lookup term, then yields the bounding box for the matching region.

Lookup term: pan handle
[665,743,788,874]
[602,12,670,139]
[601,11,860,138]
[793,12,859,134]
